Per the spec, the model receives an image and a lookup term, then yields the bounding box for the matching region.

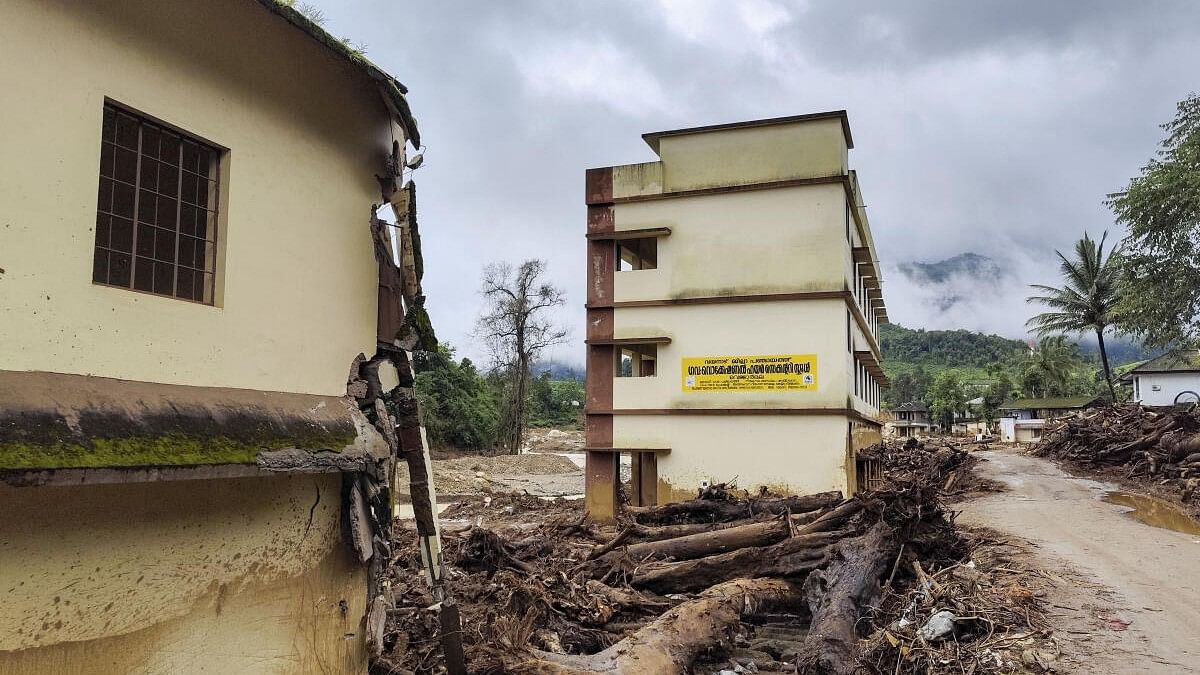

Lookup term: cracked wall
[0,473,367,673]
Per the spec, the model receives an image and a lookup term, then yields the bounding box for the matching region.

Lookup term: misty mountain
[896,252,1005,285]
[1075,335,1153,366]
[894,252,1008,313]
[532,359,584,381]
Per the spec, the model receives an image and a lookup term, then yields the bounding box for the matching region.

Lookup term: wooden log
[505,578,804,675]
[630,530,846,594]
[628,491,843,525]
[599,500,859,568]
[593,506,829,545]
[793,522,896,674]
[617,517,790,563]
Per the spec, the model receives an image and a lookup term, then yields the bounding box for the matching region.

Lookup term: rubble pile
[373,443,1046,675]
[1034,403,1200,508]
[861,527,1055,674]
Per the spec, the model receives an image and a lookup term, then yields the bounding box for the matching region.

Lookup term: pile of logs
[1035,403,1200,502]
[376,444,973,675]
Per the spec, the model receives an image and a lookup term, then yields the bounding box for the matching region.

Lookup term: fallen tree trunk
[795,522,896,674]
[615,517,790,563]
[594,506,830,545]
[506,578,804,675]
[628,491,843,525]
[609,497,864,586]
[631,530,847,594]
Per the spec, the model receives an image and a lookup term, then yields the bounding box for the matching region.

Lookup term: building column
[585,451,619,524]
[632,452,658,506]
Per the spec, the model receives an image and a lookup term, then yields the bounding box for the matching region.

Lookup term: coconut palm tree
[1022,336,1080,398]
[1026,232,1120,400]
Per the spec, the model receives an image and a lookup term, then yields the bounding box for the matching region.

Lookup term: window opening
[615,343,658,377]
[616,237,657,271]
[93,102,220,303]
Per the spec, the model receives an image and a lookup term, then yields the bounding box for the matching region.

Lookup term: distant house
[1120,351,1200,406]
[891,401,934,437]
[950,396,987,436]
[998,396,1100,443]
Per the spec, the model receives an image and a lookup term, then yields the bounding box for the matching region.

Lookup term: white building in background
[1122,351,1200,406]
[997,396,1100,443]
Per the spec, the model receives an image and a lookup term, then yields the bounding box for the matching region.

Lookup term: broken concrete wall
[0,473,367,673]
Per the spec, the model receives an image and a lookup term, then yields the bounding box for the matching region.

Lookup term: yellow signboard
[681,354,818,392]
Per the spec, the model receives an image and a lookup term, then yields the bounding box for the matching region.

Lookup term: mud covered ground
[958,448,1200,673]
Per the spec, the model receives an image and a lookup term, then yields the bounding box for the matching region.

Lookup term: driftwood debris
[506,578,805,675]
[628,490,843,525]
[1036,403,1200,505]
[794,523,896,674]
[378,442,1006,675]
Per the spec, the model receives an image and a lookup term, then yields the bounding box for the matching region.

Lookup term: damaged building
[583,112,889,522]
[0,0,438,671]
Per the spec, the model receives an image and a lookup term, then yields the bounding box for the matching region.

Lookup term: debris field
[1034,403,1200,515]
[374,441,1057,674]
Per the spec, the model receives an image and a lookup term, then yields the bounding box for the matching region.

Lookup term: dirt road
[959,448,1200,673]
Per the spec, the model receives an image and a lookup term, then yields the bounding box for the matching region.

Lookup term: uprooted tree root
[374,443,1053,675]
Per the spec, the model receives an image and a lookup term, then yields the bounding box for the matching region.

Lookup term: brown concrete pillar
[629,452,641,506]
[585,451,620,524]
[635,452,658,506]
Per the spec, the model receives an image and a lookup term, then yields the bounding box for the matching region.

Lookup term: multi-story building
[583,112,888,522]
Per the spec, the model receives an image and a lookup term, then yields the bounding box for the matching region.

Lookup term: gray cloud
[312,0,1200,359]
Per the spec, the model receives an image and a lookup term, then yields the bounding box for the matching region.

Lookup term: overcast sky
[314,1,1200,366]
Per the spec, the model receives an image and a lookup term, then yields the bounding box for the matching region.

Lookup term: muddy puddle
[1102,491,1200,535]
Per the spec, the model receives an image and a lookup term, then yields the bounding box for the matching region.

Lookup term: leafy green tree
[1026,231,1121,401]
[413,344,500,451]
[1107,94,1200,350]
[526,370,584,428]
[1021,336,1080,398]
[979,373,1015,432]
[929,370,968,431]
[887,371,917,408]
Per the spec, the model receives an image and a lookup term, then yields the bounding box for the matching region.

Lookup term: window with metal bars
[93,102,220,303]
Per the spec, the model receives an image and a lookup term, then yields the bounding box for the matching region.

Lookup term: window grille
[93,103,220,303]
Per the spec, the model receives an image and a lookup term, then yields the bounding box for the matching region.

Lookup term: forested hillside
[879,324,1027,370]
[879,323,1148,412]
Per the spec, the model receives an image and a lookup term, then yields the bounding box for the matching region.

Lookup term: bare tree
[476,260,568,453]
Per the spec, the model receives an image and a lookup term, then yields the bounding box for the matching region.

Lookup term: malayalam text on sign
[681,354,818,392]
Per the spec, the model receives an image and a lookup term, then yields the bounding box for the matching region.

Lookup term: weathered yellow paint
[595,115,885,508]
[655,118,848,192]
[611,161,664,199]
[613,185,847,303]
[613,300,851,411]
[0,473,366,673]
[621,414,854,499]
[0,0,395,397]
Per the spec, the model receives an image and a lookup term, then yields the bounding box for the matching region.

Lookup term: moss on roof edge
[259,0,421,147]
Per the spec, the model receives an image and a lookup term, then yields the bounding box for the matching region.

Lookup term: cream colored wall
[612,299,851,411]
[656,118,847,191]
[612,184,848,302]
[612,161,664,200]
[614,414,851,501]
[0,0,394,397]
[0,473,367,673]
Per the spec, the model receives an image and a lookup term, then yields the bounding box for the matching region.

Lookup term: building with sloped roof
[890,401,934,437]
[997,396,1100,443]
[1119,350,1200,406]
